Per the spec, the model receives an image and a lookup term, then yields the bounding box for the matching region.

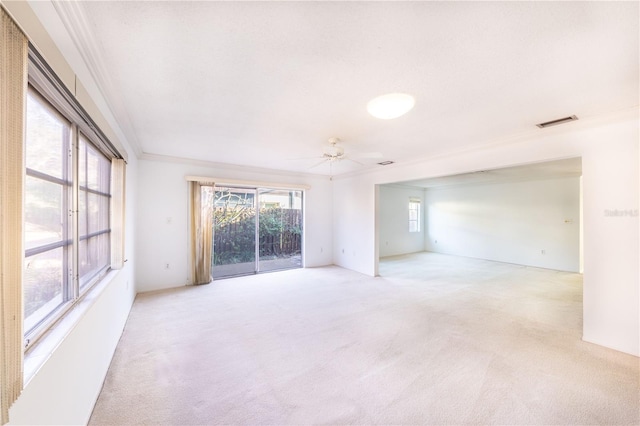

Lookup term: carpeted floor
[89,252,639,425]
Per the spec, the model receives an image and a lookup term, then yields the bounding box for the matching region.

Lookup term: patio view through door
[212,186,303,279]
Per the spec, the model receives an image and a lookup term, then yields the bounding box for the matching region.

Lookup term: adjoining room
[378,157,583,273]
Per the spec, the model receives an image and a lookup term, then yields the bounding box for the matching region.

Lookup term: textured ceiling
[62,1,638,176]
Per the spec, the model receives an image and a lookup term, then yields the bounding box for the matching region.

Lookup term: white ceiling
[58,1,638,176]
[398,157,582,189]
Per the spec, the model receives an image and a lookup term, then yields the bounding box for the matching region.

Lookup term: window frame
[23,88,74,335]
[409,198,421,233]
[78,133,112,289]
[23,44,122,351]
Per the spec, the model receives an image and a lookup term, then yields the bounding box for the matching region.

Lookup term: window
[409,198,421,233]
[24,89,73,336]
[78,135,111,289]
[23,44,125,349]
[24,88,112,345]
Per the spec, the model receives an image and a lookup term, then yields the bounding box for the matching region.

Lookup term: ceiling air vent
[377,161,395,166]
[536,115,578,128]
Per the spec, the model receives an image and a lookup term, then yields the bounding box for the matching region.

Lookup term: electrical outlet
[165,262,170,269]
[541,250,546,255]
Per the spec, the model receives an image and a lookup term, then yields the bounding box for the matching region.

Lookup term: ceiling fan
[307,137,383,171]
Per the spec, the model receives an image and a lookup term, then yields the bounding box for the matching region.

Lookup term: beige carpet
[89,252,639,425]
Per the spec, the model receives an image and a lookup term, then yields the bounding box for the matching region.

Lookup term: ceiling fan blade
[287,155,324,161]
[308,158,330,170]
[345,158,364,166]
[353,151,384,159]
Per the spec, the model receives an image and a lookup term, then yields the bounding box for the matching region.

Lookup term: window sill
[23,268,121,386]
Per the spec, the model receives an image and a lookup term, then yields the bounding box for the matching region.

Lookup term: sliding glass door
[212,187,256,279]
[211,186,303,278]
[258,189,303,272]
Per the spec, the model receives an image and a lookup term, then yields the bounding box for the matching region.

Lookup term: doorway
[374,157,583,276]
[211,186,303,279]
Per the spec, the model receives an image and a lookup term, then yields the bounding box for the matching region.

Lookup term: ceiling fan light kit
[367,93,415,119]
[323,137,345,161]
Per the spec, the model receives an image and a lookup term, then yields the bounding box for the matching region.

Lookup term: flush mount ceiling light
[367,93,415,119]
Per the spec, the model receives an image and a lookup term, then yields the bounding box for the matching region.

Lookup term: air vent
[536,115,578,128]
[377,161,395,166]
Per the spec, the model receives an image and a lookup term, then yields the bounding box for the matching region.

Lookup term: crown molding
[51,0,143,158]
[379,182,427,191]
[185,175,311,191]
[139,152,332,181]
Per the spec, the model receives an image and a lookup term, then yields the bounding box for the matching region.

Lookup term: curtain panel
[0,6,27,423]
[190,182,214,285]
[110,159,126,269]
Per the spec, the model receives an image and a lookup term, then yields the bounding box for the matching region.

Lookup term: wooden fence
[213,208,302,264]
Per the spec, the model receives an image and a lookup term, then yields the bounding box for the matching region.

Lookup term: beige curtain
[190,182,214,285]
[0,6,27,424]
[110,159,126,269]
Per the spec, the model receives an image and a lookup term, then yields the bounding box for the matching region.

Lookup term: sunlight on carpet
[89,253,639,425]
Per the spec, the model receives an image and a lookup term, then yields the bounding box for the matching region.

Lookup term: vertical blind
[190,181,214,285]
[111,159,126,269]
[0,6,27,423]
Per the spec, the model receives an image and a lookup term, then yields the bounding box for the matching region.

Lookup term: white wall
[2,1,138,424]
[378,185,425,257]
[136,158,333,292]
[424,177,581,272]
[333,174,376,274]
[333,112,638,356]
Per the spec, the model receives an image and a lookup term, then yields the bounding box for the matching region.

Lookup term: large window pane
[79,136,86,186]
[86,192,99,232]
[78,135,110,288]
[81,135,110,194]
[98,196,110,230]
[79,191,109,237]
[79,190,87,236]
[25,91,69,179]
[24,176,66,251]
[79,233,109,288]
[24,248,67,333]
[87,147,100,191]
[24,90,72,338]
